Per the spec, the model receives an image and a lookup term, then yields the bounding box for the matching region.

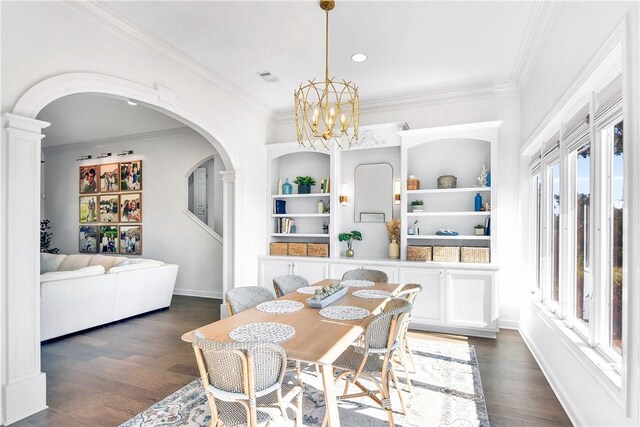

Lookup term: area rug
[120,339,489,427]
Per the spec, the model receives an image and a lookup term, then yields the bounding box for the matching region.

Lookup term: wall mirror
[354,162,393,222]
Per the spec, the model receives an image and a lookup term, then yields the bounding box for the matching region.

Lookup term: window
[574,142,591,324]
[533,171,542,290]
[609,120,623,354]
[548,162,561,303]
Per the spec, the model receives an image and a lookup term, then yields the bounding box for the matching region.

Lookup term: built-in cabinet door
[398,267,444,325]
[445,269,496,330]
[259,259,292,288]
[292,260,329,284]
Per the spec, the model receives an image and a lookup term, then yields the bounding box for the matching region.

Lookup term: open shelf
[407,211,491,217]
[407,187,491,194]
[270,233,330,238]
[407,235,491,240]
[271,193,330,199]
[272,213,330,218]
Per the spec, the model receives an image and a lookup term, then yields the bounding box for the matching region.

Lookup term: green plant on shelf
[474,224,485,229]
[293,176,316,186]
[338,230,362,251]
[410,200,424,206]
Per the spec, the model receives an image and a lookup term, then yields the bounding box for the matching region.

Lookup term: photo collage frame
[78,161,143,255]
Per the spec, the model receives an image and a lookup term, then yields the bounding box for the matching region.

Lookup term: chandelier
[294,0,359,150]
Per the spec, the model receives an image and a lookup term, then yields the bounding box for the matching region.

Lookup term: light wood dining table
[181,279,404,427]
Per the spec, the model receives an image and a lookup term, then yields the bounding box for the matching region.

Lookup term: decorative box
[407,178,420,190]
[269,242,288,256]
[407,245,432,261]
[306,286,348,308]
[288,243,308,257]
[308,243,329,257]
[432,246,460,262]
[461,246,490,263]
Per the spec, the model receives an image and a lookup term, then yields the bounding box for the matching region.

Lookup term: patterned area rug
[120,339,489,427]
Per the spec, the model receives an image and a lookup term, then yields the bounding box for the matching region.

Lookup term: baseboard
[2,373,47,426]
[173,288,223,300]
[519,325,586,427]
[498,319,520,330]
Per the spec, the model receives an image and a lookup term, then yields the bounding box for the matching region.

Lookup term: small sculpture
[477,165,489,187]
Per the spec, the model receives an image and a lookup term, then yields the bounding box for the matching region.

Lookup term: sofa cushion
[40,265,106,283]
[58,254,94,271]
[89,255,127,271]
[108,259,164,274]
[40,253,68,273]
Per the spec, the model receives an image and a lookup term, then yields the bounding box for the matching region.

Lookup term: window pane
[575,143,590,322]
[535,173,542,289]
[550,162,560,302]
[611,120,623,353]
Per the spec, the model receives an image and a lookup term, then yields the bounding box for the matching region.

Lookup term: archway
[1,73,242,424]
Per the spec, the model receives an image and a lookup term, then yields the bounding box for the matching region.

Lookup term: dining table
[181,278,405,427]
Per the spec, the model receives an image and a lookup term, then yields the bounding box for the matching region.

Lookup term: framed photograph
[120,193,142,222]
[120,160,142,191]
[79,165,98,194]
[79,225,98,253]
[99,225,119,254]
[79,195,98,223]
[119,225,142,255]
[99,163,120,193]
[98,195,119,223]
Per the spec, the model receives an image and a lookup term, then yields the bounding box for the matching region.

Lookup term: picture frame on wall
[79,225,98,253]
[79,195,98,223]
[120,160,142,191]
[120,192,142,222]
[98,195,119,223]
[99,163,120,193]
[99,225,119,254]
[120,225,142,255]
[79,165,98,194]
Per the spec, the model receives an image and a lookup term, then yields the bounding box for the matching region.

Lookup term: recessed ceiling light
[351,53,367,63]
[126,99,138,106]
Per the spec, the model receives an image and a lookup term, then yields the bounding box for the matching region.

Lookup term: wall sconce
[97,152,112,159]
[117,150,134,156]
[76,155,92,161]
[339,183,348,206]
[394,180,401,205]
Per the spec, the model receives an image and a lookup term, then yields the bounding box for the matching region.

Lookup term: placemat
[256,300,304,314]
[341,279,375,288]
[319,305,370,321]
[352,289,392,299]
[229,322,295,343]
[297,285,323,295]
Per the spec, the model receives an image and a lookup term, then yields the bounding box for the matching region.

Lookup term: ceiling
[37,1,538,145]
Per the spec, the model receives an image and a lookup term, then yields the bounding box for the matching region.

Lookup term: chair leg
[380,371,395,427]
[405,339,417,372]
[397,348,413,393]
[390,368,407,415]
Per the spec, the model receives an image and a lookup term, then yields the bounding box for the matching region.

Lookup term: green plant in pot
[338,230,362,258]
[410,199,424,212]
[293,176,316,194]
[474,224,485,236]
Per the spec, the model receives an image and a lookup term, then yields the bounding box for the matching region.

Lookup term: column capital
[3,113,50,133]
[219,170,244,183]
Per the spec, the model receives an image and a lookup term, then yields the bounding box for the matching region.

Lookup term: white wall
[42,128,224,298]
[519,2,639,426]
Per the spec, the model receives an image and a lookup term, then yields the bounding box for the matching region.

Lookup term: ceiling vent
[257,71,280,83]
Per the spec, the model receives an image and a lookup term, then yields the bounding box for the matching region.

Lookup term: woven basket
[288,243,308,257]
[269,242,288,256]
[461,246,490,263]
[407,178,420,191]
[407,245,432,261]
[308,243,329,257]
[432,246,460,262]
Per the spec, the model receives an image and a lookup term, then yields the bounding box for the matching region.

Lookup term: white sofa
[40,253,179,341]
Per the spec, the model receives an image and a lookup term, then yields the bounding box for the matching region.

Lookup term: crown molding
[64,1,276,120]
[511,0,560,89]
[42,126,192,153]
[274,81,519,125]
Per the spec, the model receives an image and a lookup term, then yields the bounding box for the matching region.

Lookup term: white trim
[498,319,520,330]
[182,209,223,244]
[42,126,191,152]
[173,288,223,300]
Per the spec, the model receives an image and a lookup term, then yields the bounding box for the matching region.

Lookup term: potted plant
[474,224,485,236]
[338,230,362,257]
[293,176,316,194]
[410,199,424,212]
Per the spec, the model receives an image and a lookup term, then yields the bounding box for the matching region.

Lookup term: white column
[1,113,50,425]
[219,170,243,317]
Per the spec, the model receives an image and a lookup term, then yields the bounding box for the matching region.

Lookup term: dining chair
[341,268,389,283]
[272,275,310,298]
[191,331,303,427]
[393,283,424,392]
[225,286,275,316]
[328,298,412,426]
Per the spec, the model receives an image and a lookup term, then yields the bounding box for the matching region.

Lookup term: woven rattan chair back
[396,283,423,305]
[225,286,274,316]
[342,268,389,283]
[362,298,412,353]
[272,275,310,298]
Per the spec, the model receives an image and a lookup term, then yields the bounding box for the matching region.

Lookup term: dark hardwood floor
[15,295,572,426]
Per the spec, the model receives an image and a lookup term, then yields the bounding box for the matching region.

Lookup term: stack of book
[277,218,295,233]
[319,178,330,193]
